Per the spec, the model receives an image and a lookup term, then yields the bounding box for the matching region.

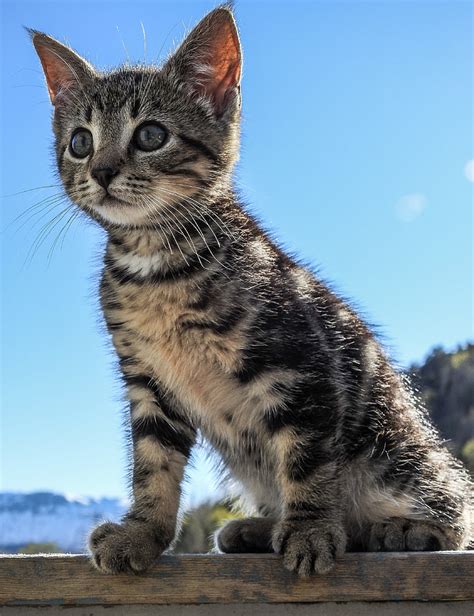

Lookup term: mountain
[0,492,126,553]
[409,343,474,457]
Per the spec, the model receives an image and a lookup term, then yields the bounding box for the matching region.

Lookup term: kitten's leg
[89,376,196,574]
[271,436,347,576]
[272,485,347,576]
[216,518,275,553]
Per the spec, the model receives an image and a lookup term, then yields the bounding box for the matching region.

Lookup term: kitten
[31,6,472,576]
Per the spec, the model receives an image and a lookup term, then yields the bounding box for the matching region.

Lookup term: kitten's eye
[133,123,167,152]
[70,129,93,158]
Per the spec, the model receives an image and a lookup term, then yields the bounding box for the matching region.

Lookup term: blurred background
[1,0,472,554]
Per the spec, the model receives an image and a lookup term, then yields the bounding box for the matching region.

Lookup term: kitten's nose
[91,166,119,190]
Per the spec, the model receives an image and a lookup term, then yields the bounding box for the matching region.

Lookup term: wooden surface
[0,552,473,607]
[2,603,474,616]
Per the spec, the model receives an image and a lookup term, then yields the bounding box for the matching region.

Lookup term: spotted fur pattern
[31,5,472,576]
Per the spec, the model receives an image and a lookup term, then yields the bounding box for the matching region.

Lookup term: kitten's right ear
[162,7,242,117]
[28,29,95,105]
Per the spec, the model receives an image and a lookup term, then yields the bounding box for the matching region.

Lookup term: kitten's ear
[163,6,242,116]
[28,30,95,105]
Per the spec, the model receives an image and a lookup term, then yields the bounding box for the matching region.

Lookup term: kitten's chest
[107,279,250,420]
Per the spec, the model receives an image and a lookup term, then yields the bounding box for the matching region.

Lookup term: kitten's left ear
[163,6,242,116]
[28,29,95,105]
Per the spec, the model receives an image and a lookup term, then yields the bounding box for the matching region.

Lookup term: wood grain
[0,552,473,606]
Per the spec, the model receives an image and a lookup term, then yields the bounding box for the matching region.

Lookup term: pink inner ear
[198,21,242,113]
[213,60,241,111]
[34,44,76,104]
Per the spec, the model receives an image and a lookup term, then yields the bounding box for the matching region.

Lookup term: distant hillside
[409,343,474,459]
[0,492,125,553]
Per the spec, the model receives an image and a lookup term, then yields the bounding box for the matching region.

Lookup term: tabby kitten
[31,6,472,576]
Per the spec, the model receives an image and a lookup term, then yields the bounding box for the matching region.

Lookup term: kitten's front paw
[273,520,347,577]
[89,521,164,574]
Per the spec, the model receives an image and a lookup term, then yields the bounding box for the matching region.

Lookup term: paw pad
[273,520,346,577]
[89,521,162,574]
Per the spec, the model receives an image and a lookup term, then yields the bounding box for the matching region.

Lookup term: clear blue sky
[1,0,472,500]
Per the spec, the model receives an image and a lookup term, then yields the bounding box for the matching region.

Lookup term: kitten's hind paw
[368,519,460,552]
[88,521,164,574]
[216,517,275,553]
[273,520,347,577]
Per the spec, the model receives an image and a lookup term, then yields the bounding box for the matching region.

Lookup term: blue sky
[1,0,472,501]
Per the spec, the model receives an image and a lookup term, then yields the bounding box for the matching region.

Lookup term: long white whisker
[162,183,238,240]
[146,190,233,274]
[154,185,236,244]
[141,195,190,266]
[140,21,147,63]
[116,25,131,65]
[24,205,74,267]
[145,194,208,268]
[9,189,83,232]
[47,209,81,263]
[8,196,67,232]
[148,192,214,256]
[1,184,63,198]
[140,193,233,278]
[119,190,174,254]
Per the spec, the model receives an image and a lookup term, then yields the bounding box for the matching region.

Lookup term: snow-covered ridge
[0,492,127,553]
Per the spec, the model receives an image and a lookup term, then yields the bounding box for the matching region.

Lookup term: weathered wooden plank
[0,552,473,607]
[2,603,474,616]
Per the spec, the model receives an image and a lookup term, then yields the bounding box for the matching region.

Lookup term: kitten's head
[31,6,242,228]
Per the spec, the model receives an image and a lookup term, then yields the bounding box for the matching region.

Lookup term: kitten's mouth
[100,194,128,207]
[92,192,147,227]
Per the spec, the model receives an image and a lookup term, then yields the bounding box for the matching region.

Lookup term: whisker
[113,189,174,254]
[141,195,190,266]
[1,184,63,198]
[7,196,65,232]
[7,189,83,232]
[47,209,82,263]
[145,194,208,268]
[140,21,147,63]
[149,192,230,273]
[150,193,212,253]
[116,25,131,65]
[23,205,74,267]
[164,182,238,239]
[154,185,236,243]
[140,193,233,279]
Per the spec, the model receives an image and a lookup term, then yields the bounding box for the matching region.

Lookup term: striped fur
[32,6,472,576]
